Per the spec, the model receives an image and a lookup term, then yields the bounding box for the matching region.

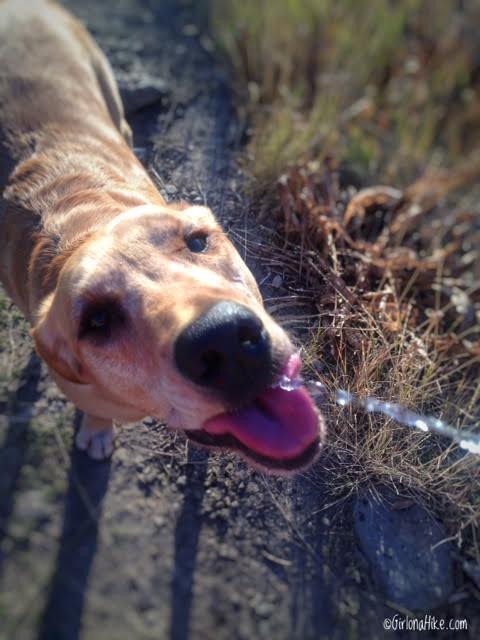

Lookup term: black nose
[174,301,272,405]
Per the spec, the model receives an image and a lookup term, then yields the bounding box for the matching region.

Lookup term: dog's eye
[79,301,125,340]
[186,232,208,253]
[89,309,109,330]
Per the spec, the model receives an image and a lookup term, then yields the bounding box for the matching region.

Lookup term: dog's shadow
[38,412,111,640]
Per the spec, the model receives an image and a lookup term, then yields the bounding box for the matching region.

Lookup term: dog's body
[0,0,323,472]
[0,0,150,315]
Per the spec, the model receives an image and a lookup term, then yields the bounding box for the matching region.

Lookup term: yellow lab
[0,0,324,473]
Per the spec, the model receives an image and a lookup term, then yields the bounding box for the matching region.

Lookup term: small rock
[219,544,238,560]
[200,35,214,53]
[246,481,258,494]
[353,489,454,610]
[164,184,178,196]
[15,489,50,521]
[272,275,283,288]
[114,448,129,464]
[118,75,169,115]
[131,41,145,54]
[182,24,199,37]
[254,600,273,617]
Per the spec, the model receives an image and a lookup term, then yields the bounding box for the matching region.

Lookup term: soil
[0,1,478,639]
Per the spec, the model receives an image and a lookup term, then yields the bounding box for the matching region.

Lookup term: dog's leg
[76,414,116,460]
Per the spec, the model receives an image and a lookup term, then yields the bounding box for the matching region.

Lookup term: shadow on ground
[38,414,111,640]
[0,353,42,578]
[169,448,209,640]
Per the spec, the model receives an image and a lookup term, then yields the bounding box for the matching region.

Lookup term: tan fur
[0,0,297,459]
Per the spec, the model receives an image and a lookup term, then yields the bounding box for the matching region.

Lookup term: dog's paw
[76,417,116,460]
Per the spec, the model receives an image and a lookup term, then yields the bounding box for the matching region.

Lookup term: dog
[0,0,324,473]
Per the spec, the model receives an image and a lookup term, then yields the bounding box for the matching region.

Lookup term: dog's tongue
[203,355,320,459]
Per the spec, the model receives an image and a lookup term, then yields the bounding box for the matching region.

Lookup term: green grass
[0,288,30,389]
[212,0,479,187]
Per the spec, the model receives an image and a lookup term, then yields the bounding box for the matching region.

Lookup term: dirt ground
[0,2,478,639]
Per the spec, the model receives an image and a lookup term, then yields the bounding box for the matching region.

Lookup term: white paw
[76,419,116,460]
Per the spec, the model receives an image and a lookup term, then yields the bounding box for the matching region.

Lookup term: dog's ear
[31,294,88,385]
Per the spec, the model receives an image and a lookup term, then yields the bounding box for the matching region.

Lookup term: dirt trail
[0,2,477,639]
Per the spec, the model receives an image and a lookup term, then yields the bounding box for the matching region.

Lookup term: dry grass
[274,161,480,551]
[212,0,480,187]
[211,0,480,562]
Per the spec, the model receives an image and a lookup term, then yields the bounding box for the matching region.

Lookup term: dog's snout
[174,301,272,404]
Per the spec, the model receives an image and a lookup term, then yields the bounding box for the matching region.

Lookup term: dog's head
[32,204,324,473]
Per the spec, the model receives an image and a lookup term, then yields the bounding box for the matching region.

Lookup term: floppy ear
[30,295,88,385]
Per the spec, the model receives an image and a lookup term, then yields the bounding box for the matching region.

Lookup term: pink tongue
[203,384,319,460]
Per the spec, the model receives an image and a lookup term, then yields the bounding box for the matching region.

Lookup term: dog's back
[1,1,104,163]
[0,0,159,315]
[0,0,129,158]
